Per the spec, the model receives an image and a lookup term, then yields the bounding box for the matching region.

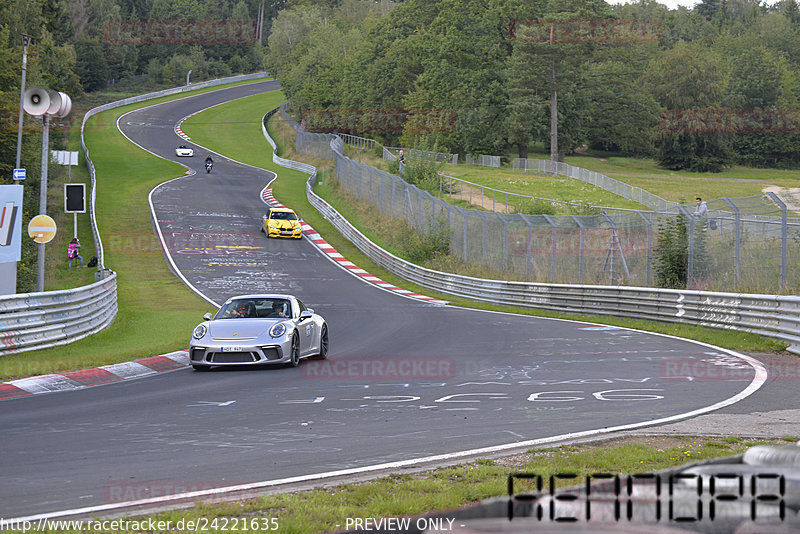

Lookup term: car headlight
[270,323,287,338]
[193,324,207,339]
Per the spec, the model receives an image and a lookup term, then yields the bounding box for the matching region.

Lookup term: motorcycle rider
[204,155,213,173]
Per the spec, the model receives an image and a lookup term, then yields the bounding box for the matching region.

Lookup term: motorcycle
[205,160,213,174]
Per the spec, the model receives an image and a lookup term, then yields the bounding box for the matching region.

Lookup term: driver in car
[230,301,251,318]
[268,301,288,318]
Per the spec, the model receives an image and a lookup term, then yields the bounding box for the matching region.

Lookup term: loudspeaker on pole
[47,91,71,118]
[23,87,50,116]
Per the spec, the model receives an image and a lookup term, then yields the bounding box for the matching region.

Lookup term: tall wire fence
[279,104,799,294]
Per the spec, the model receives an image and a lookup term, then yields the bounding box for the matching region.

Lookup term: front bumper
[189,343,289,366]
[267,226,302,239]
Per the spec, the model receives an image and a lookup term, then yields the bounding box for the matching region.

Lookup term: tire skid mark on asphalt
[261,189,447,306]
[0,351,190,400]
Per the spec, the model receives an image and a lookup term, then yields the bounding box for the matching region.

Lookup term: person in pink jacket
[67,238,83,268]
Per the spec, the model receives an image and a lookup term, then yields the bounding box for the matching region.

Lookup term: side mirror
[203,312,212,321]
[299,310,312,321]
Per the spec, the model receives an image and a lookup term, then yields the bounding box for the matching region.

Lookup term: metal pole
[766,192,788,291]
[722,198,740,287]
[543,214,557,282]
[521,214,533,277]
[37,115,49,292]
[677,205,694,288]
[570,215,585,283]
[500,214,508,271]
[15,34,30,169]
[480,212,488,265]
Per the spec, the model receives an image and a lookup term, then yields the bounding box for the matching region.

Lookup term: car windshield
[270,211,297,221]
[216,299,291,319]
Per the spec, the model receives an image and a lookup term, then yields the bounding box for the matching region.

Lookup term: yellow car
[262,207,303,239]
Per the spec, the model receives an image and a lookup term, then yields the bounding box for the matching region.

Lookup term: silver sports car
[189,294,328,370]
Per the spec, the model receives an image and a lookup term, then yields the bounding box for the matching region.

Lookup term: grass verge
[135,436,790,532]
[0,79,271,381]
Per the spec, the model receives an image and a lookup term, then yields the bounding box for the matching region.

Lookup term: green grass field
[442,148,800,207]
[439,165,649,210]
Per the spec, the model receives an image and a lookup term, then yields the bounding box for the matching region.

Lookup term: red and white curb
[261,189,447,306]
[175,112,199,140]
[0,351,189,401]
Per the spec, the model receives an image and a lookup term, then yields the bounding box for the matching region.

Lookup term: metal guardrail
[0,73,271,356]
[264,106,800,355]
[0,272,118,356]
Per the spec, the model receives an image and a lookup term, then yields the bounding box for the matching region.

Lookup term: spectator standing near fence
[399,149,405,165]
[695,197,708,218]
[67,238,83,269]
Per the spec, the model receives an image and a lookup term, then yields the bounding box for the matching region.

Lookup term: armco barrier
[0,272,118,356]
[0,73,271,356]
[263,107,800,355]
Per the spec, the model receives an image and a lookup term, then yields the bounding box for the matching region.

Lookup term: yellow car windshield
[270,211,297,221]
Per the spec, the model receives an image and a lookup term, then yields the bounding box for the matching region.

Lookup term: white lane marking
[8,348,766,524]
[187,400,236,407]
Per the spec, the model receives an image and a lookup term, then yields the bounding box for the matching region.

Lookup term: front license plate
[221,346,244,352]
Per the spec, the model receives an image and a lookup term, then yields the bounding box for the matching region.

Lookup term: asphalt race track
[0,81,767,520]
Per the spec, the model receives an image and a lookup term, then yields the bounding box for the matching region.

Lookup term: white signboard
[51,150,79,166]
[0,185,24,262]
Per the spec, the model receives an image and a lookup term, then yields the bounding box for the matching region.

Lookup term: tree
[400,0,518,154]
[503,0,612,162]
[74,38,109,91]
[585,60,660,156]
[644,41,732,172]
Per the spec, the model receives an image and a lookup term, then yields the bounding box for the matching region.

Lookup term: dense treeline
[1,0,275,291]
[267,0,800,172]
[0,0,276,179]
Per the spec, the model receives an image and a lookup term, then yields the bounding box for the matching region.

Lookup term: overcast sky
[609,0,780,9]
[608,0,699,8]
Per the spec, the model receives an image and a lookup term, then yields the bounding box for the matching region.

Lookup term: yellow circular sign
[28,215,57,244]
